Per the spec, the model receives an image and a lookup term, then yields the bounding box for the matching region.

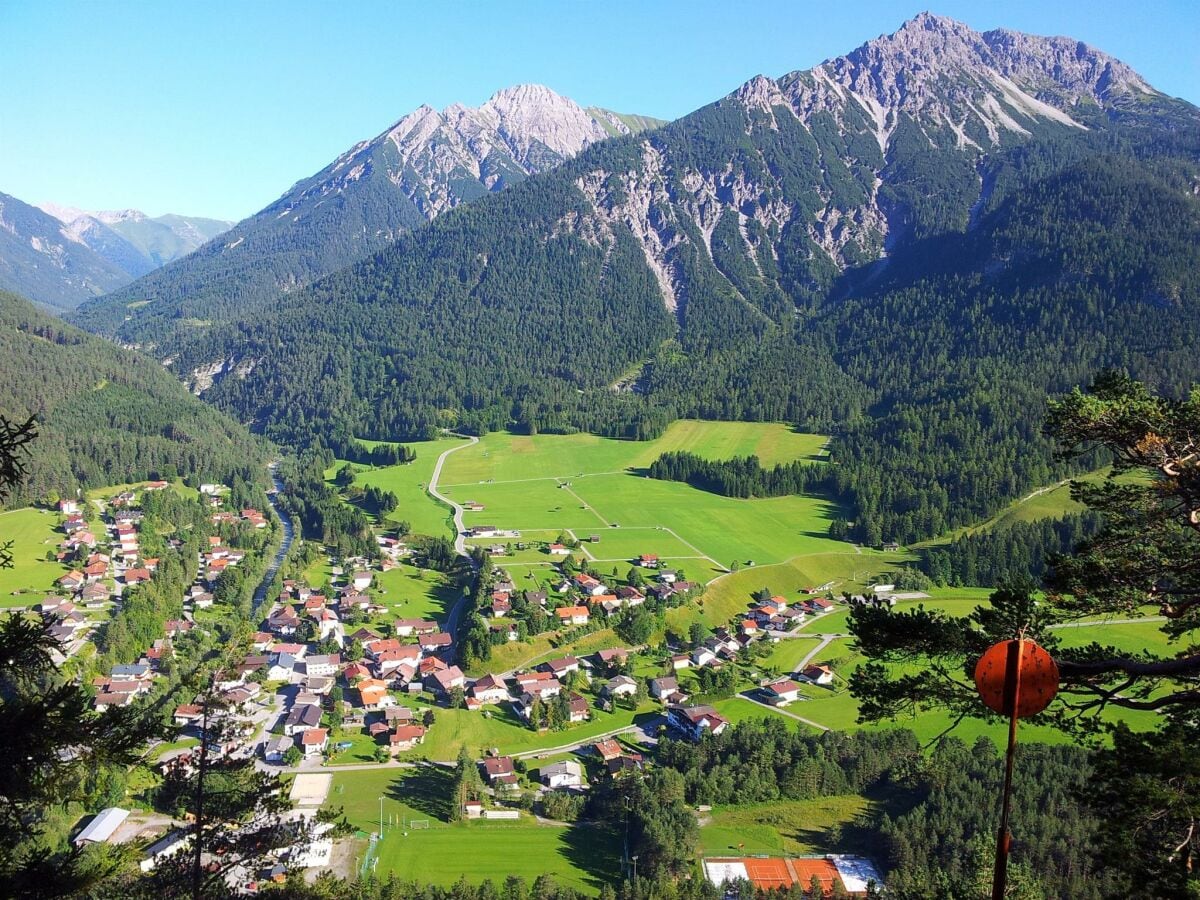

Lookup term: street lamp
[631,855,639,882]
[379,796,384,838]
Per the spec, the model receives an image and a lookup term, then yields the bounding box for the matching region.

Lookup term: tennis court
[703,855,874,894]
[743,856,796,888]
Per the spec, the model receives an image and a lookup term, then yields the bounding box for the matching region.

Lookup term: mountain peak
[834,12,1155,108]
[485,83,569,107]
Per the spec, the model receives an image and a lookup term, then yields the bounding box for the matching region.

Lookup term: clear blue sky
[2,0,1196,221]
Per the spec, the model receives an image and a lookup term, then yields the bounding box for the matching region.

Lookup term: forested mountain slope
[77,14,1200,544]
[72,85,663,340]
[0,290,267,505]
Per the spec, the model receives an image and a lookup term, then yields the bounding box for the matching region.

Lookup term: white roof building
[74,807,129,846]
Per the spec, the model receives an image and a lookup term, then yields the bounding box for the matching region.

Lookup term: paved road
[791,634,838,673]
[427,433,479,557]
[427,433,480,642]
[735,692,831,732]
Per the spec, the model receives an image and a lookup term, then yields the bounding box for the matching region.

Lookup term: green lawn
[0,507,67,604]
[666,551,920,633]
[762,638,826,674]
[471,627,623,678]
[447,479,609,532]
[411,699,659,760]
[439,421,828,486]
[699,795,872,856]
[328,767,619,892]
[434,423,845,569]
[326,728,382,766]
[768,603,1169,745]
[373,564,462,625]
[370,820,618,892]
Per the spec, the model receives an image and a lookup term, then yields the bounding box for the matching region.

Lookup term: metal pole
[992,640,1024,900]
[379,796,384,837]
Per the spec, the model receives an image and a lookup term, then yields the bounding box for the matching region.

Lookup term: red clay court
[703,856,872,894]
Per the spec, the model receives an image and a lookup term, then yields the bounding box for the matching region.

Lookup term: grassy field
[664,551,925,633]
[328,768,618,892]
[745,597,1173,745]
[446,473,845,573]
[326,694,660,763]
[413,700,660,760]
[699,795,872,856]
[916,469,1117,549]
[439,422,828,486]
[340,436,469,538]
[433,423,842,569]
[373,564,462,624]
[0,507,67,604]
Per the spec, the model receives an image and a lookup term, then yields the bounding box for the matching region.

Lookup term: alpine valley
[72,12,1200,544]
[3,10,1200,900]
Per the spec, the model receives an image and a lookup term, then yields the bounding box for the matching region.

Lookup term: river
[251,461,295,617]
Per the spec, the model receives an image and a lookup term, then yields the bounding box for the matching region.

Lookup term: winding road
[426,433,479,639]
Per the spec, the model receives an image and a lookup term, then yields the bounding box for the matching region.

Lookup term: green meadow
[372,564,461,624]
[341,422,844,577]
[438,421,828,486]
[338,436,469,537]
[0,507,67,604]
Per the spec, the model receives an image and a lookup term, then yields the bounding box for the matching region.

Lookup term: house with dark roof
[284,703,323,736]
[667,705,729,741]
[480,756,516,784]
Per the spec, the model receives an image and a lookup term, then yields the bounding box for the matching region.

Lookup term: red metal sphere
[974,639,1059,718]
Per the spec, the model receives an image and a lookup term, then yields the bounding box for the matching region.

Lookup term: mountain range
[0,191,230,311]
[37,202,232,277]
[14,13,1200,546]
[73,84,663,337]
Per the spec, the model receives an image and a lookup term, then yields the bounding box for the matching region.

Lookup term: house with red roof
[387,725,427,752]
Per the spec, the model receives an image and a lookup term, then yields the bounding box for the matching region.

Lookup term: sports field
[0,507,67,605]
[326,768,618,892]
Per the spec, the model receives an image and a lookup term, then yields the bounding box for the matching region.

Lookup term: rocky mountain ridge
[74,84,663,337]
[572,12,1168,321]
[0,191,132,310]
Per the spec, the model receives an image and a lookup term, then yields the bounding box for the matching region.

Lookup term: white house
[540,760,583,788]
[690,647,717,668]
[801,664,835,686]
[764,678,801,704]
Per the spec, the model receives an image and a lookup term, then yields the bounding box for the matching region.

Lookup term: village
[30,465,888,894]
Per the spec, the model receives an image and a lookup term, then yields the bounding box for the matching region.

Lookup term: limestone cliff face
[279,83,662,221]
[571,12,1170,320]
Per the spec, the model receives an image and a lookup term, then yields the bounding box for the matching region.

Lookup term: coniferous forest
[80,105,1200,547]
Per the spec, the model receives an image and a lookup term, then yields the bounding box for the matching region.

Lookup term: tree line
[647,451,833,499]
